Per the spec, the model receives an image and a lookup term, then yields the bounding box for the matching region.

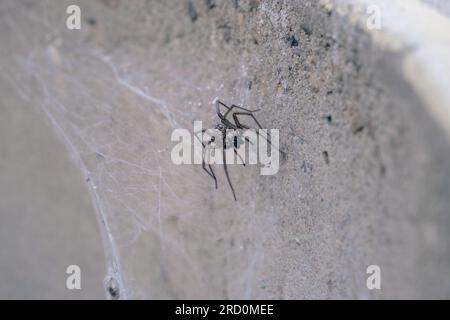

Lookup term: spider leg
[194,128,208,144]
[233,112,264,129]
[194,129,218,189]
[222,134,237,201]
[234,147,246,166]
[216,101,239,129]
[228,130,247,166]
[224,104,260,119]
[230,104,261,113]
[216,100,231,119]
[232,112,285,155]
[217,100,232,111]
[203,158,217,189]
[216,100,260,119]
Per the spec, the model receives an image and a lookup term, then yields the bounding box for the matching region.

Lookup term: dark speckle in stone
[86,17,96,26]
[323,151,330,165]
[287,35,299,47]
[187,1,198,23]
[301,24,313,36]
[205,0,216,10]
[353,125,365,135]
[249,0,259,11]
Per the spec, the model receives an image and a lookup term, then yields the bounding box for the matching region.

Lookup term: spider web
[1,0,275,299]
[14,50,221,298]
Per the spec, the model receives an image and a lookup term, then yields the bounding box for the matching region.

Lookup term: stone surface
[0,0,449,299]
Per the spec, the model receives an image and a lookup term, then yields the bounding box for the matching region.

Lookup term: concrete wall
[0,0,449,299]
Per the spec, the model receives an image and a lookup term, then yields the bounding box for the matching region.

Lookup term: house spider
[195,99,279,201]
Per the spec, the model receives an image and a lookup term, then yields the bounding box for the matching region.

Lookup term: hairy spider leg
[194,129,217,189]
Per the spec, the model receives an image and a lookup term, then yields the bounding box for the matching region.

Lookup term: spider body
[210,123,244,150]
[196,99,279,201]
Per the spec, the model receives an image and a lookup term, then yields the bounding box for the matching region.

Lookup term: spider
[195,99,280,201]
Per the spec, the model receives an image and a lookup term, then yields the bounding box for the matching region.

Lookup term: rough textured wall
[0,0,449,299]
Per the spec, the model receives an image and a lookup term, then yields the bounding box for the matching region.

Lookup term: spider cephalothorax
[195,99,279,201]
